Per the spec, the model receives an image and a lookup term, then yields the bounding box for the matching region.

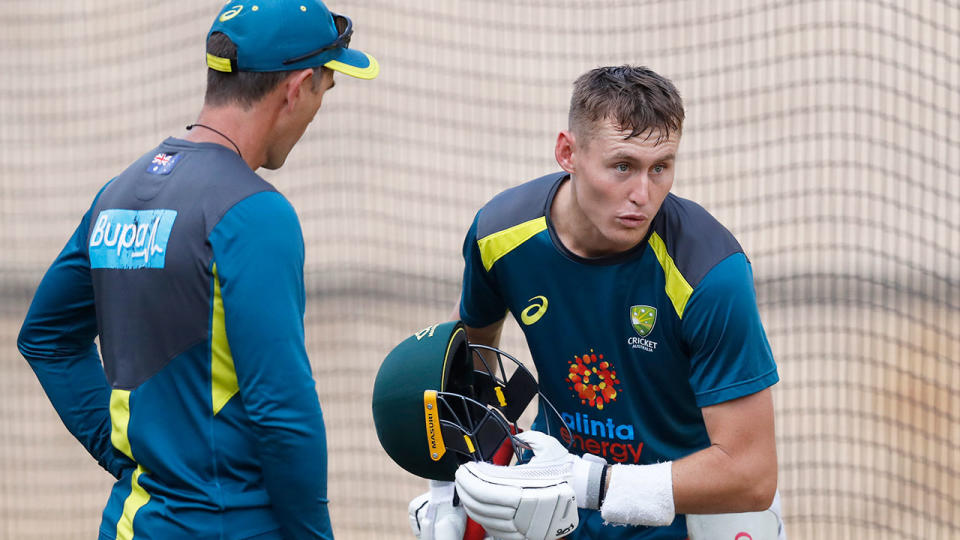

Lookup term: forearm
[455,301,505,370]
[602,388,778,525]
[672,387,778,513]
[17,213,133,479]
[599,448,774,528]
[255,409,332,539]
[20,343,131,478]
[671,443,777,513]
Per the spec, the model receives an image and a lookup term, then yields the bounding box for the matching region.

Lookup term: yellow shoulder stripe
[477,217,547,271]
[648,232,693,319]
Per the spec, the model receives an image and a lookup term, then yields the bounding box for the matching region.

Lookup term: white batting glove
[409,481,466,540]
[453,431,606,540]
[515,431,608,510]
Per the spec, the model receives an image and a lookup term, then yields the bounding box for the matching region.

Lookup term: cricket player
[16,1,377,538]
[412,66,784,539]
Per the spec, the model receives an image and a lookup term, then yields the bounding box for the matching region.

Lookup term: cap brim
[324,48,379,80]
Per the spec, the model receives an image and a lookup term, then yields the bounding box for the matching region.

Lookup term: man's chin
[609,227,650,248]
[261,155,287,170]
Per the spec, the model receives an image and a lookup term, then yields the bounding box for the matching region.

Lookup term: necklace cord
[186,123,242,159]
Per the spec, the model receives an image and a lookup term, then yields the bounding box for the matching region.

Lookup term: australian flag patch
[147,152,181,175]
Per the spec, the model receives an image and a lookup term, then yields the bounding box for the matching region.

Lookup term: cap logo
[219,5,243,22]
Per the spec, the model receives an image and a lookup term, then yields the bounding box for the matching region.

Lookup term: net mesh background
[1,1,958,538]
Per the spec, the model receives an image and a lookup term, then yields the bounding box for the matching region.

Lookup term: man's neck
[184,104,273,170]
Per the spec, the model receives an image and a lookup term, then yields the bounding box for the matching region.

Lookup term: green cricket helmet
[372,321,562,481]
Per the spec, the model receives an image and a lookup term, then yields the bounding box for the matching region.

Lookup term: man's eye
[615,163,629,173]
[652,165,665,174]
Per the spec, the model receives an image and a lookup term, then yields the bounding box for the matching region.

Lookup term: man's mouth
[615,214,647,227]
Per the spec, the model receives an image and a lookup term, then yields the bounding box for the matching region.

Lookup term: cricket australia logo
[628,305,659,352]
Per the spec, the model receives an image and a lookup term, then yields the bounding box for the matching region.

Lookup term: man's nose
[628,175,649,206]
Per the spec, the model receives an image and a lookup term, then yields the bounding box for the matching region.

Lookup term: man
[16,2,377,538]
[417,66,783,539]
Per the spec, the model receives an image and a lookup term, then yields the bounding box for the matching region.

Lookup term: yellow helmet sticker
[423,390,446,461]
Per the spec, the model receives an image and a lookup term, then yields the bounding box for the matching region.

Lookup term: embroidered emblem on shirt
[630,305,657,337]
[147,152,181,175]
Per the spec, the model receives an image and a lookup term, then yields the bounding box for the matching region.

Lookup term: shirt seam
[693,366,778,403]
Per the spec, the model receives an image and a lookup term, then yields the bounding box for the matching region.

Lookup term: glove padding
[514,431,607,510]
[454,431,601,540]
[686,489,786,540]
[409,481,466,540]
[686,510,781,540]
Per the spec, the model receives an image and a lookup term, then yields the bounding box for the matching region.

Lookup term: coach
[17,1,377,538]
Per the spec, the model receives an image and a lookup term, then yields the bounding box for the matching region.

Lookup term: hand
[515,431,608,510]
[409,481,466,540]
[453,431,605,540]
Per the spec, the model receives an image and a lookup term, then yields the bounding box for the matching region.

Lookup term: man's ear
[283,68,315,111]
[555,130,577,174]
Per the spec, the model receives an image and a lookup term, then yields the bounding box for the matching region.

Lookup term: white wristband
[569,454,606,509]
[600,461,675,527]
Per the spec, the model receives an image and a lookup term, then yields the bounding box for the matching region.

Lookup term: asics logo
[89,209,177,269]
[520,295,548,325]
[219,5,243,22]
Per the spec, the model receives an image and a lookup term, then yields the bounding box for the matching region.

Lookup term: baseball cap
[206,0,379,80]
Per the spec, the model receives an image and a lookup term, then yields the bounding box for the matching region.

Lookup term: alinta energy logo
[566,350,621,411]
[560,351,643,463]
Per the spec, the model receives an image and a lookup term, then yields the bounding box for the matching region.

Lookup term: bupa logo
[89,209,177,269]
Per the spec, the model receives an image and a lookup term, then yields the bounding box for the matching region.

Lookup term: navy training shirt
[459,172,779,539]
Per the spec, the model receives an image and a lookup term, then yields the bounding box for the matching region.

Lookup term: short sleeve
[459,213,509,327]
[682,252,779,407]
